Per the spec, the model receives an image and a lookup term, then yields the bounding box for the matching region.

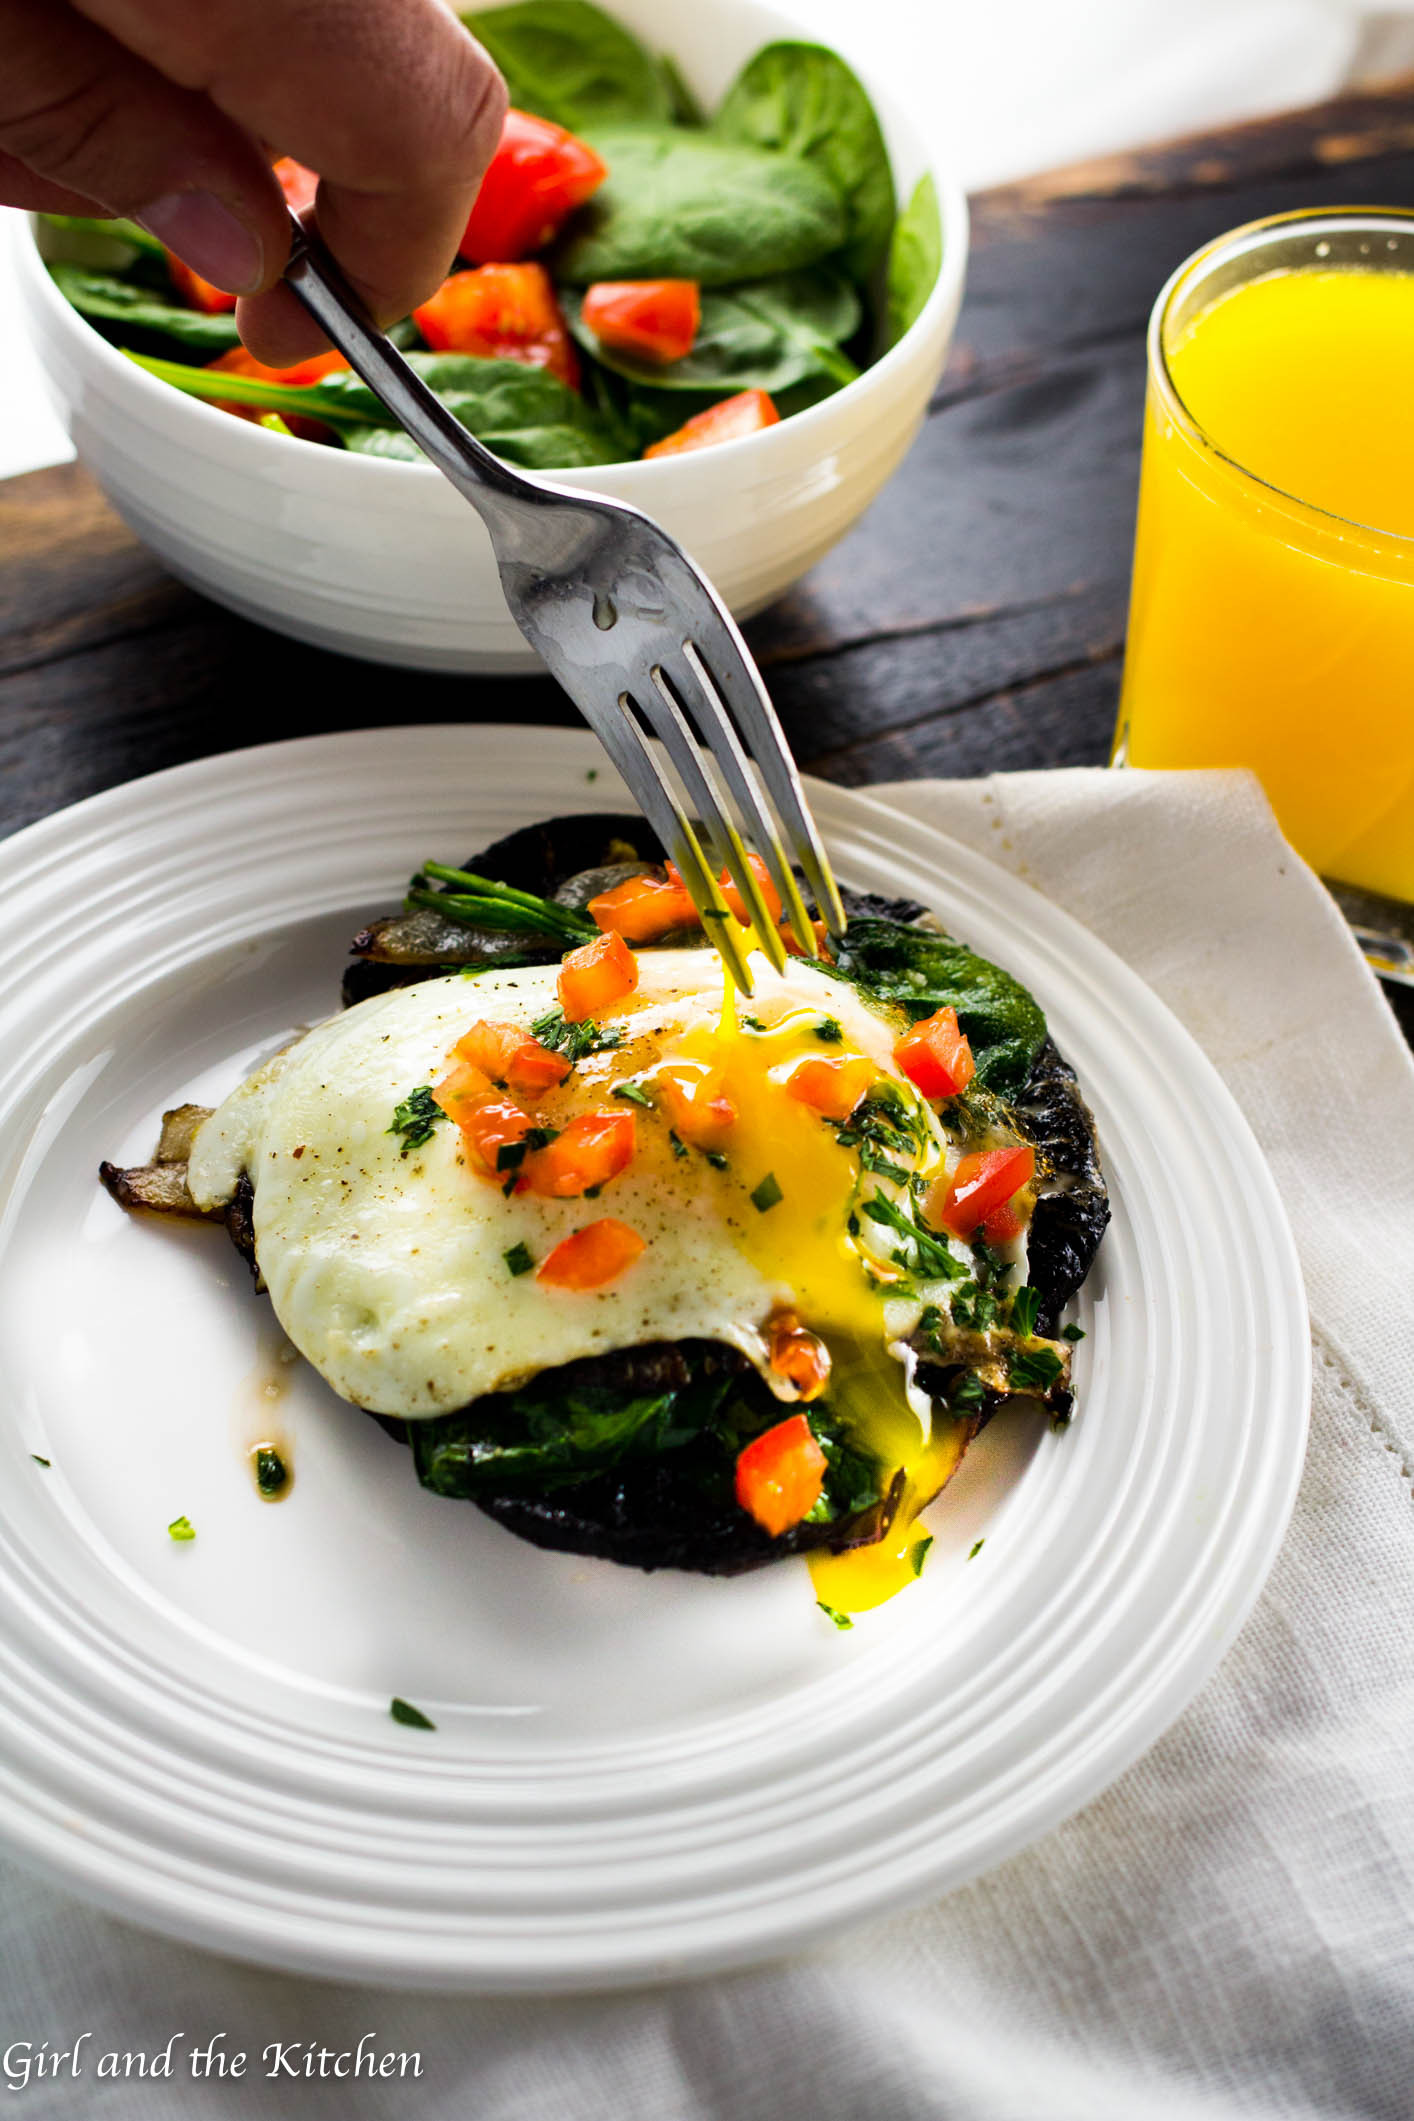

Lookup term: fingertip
[235,283,334,369]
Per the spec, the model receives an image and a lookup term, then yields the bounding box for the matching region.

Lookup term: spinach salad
[38,1,943,471]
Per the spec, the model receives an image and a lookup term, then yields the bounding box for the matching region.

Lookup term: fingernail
[134,190,263,294]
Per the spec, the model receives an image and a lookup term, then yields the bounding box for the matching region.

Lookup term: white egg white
[187,951,1001,1421]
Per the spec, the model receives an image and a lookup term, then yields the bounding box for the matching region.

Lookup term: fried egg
[186,952,1019,1472]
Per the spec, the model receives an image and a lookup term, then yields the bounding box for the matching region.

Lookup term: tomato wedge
[460,108,607,264]
[930,1144,1035,1239]
[558,928,637,1021]
[453,1020,571,1097]
[537,1218,645,1289]
[414,263,580,387]
[786,1055,874,1123]
[581,279,700,364]
[204,344,350,440]
[893,1007,976,1100]
[768,1312,831,1401]
[525,1110,636,1198]
[166,254,237,314]
[588,873,696,942]
[273,156,319,216]
[644,390,780,459]
[735,1414,827,1536]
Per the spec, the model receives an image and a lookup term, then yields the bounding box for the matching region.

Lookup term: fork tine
[679,618,847,940]
[570,687,756,994]
[637,668,789,974]
[674,642,818,958]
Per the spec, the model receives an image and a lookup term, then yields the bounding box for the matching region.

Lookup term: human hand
[0,0,507,363]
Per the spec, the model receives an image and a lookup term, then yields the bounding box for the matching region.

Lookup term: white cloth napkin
[3,765,1412,2121]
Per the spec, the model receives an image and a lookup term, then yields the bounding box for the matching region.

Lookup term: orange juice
[1117,214,1414,902]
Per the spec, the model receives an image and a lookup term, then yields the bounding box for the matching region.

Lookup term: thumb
[1,0,288,292]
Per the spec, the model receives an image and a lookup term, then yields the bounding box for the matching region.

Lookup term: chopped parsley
[1008,1345,1066,1393]
[814,1016,843,1042]
[951,1371,987,1414]
[668,1130,688,1160]
[1010,1284,1042,1338]
[389,1696,436,1730]
[859,1192,963,1281]
[750,1171,783,1212]
[388,1084,446,1156]
[817,1602,854,1631]
[909,1535,933,1578]
[741,1015,768,1032]
[1062,1322,1086,1342]
[968,1538,985,1561]
[705,1149,731,1172]
[254,1446,288,1496]
[495,1124,558,1174]
[950,1280,1000,1332]
[530,1007,625,1067]
[30,1454,49,1468]
[503,1242,536,1278]
[611,1081,655,1108]
[167,1515,195,1542]
[970,1234,1016,1293]
[832,1086,927,1180]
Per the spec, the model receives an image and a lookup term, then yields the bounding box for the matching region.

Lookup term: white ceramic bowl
[14,0,967,673]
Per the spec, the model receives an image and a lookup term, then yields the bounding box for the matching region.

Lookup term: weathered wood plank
[4,76,1414,843]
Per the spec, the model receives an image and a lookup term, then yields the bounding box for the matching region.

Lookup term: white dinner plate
[0,726,1309,1991]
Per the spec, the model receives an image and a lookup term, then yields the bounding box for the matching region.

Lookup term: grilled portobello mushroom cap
[102,811,1108,1578]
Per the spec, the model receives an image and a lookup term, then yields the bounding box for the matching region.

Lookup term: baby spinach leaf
[884,172,943,348]
[566,267,860,394]
[834,917,1047,1092]
[131,350,624,467]
[553,125,846,287]
[463,0,671,128]
[714,41,896,286]
[37,212,166,267]
[50,264,240,351]
[659,52,706,128]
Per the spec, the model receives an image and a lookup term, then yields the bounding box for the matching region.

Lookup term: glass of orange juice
[1116,209,1414,960]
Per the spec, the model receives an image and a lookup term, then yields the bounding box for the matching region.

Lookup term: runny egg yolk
[656,974,959,1609]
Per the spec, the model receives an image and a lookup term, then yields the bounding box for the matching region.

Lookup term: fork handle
[281,213,535,515]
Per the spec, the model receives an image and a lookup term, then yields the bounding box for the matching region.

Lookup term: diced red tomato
[782,918,833,959]
[980,1198,1025,1245]
[537,1217,645,1289]
[414,262,580,387]
[734,1414,827,1536]
[581,279,700,364]
[718,852,782,928]
[525,1110,636,1198]
[273,156,319,216]
[894,1007,976,1100]
[433,1068,534,1179]
[929,1144,1035,1239]
[786,1055,873,1123]
[588,873,697,942]
[657,1073,737,1150]
[768,1312,831,1401]
[558,928,637,1021]
[506,1040,573,1097]
[453,1020,571,1098]
[460,108,607,264]
[166,254,237,314]
[644,389,780,459]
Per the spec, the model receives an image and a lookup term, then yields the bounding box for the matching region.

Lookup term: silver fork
[282,218,845,993]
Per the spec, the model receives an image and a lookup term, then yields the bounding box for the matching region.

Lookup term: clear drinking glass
[1115,208,1414,981]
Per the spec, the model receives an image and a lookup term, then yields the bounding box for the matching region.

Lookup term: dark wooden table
[4,83,1413,1034]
